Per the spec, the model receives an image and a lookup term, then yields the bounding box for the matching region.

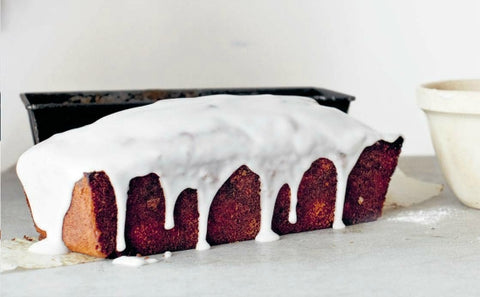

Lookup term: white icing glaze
[112,256,158,267]
[16,94,397,255]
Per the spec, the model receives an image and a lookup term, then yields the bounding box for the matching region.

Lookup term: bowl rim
[417,79,480,114]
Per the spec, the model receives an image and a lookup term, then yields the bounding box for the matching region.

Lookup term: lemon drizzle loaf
[17,95,402,257]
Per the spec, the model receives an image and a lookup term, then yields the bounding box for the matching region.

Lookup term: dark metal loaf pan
[20,87,355,144]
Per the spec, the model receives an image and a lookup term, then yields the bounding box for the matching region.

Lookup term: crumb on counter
[23,235,34,242]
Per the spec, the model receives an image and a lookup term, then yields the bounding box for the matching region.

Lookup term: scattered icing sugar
[16,94,397,255]
[386,207,455,226]
[0,262,18,272]
[112,256,158,267]
[1,238,99,271]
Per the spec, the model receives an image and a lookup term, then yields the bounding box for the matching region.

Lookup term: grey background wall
[2,0,480,171]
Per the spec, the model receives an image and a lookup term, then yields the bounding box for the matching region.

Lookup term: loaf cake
[17,94,403,258]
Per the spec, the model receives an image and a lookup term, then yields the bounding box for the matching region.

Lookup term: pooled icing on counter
[17,94,397,255]
[112,256,158,267]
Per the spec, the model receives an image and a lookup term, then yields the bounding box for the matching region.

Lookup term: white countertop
[2,157,479,297]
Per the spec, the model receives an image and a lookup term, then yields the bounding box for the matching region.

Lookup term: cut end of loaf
[63,172,117,258]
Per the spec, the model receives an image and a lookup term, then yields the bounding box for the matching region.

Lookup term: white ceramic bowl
[417,79,480,208]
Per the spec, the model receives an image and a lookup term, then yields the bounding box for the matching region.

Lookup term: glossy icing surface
[16,94,396,255]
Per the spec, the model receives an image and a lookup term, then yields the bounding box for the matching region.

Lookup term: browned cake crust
[125,175,199,256]
[34,138,403,258]
[343,139,403,225]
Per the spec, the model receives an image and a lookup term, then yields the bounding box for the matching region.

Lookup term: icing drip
[16,94,397,255]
